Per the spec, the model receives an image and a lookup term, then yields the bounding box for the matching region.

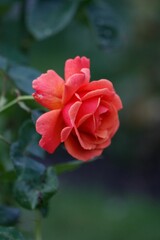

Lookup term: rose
[32,56,122,161]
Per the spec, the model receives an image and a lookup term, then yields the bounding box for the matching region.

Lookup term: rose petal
[81,68,90,82]
[81,88,111,101]
[80,79,116,102]
[109,118,120,138]
[83,79,114,92]
[100,104,118,130]
[76,97,100,126]
[64,134,103,161]
[78,115,96,133]
[73,126,110,151]
[61,126,72,142]
[98,138,111,149]
[62,101,82,126]
[112,94,123,110]
[65,56,90,81]
[32,70,64,110]
[74,127,97,150]
[36,109,64,153]
[63,73,89,103]
[95,129,109,139]
[100,107,120,138]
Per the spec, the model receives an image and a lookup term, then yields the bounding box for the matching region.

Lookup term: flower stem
[0,95,33,113]
[35,211,42,240]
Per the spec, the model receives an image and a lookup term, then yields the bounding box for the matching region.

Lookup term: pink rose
[32,56,122,161]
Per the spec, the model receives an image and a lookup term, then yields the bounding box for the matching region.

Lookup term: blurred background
[0,0,160,239]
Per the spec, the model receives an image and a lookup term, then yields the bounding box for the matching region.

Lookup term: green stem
[35,211,42,240]
[0,95,33,113]
[0,70,7,98]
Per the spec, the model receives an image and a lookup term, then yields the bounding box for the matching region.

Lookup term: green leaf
[11,120,58,210]
[8,64,41,95]
[0,226,25,240]
[0,206,20,226]
[26,0,79,40]
[54,160,83,175]
[87,0,122,50]
[0,55,39,94]
[14,166,58,210]
[0,44,27,64]
[10,120,44,173]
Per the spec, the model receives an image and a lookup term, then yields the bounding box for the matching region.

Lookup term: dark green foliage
[10,120,44,173]
[0,206,20,226]
[0,226,25,240]
[0,56,8,71]
[8,64,41,94]
[0,0,14,6]
[11,120,58,210]
[26,0,79,40]
[0,55,41,94]
[14,165,58,210]
[87,0,123,50]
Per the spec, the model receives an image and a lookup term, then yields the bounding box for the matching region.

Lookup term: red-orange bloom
[32,56,122,161]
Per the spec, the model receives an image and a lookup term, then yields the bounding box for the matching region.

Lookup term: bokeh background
[0,0,160,239]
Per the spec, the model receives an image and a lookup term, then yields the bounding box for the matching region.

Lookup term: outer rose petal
[64,134,103,161]
[98,138,111,149]
[65,56,90,81]
[36,109,64,153]
[81,79,123,110]
[80,79,115,102]
[100,104,119,130]
[112,94,123,110]
[32,70,64,110]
